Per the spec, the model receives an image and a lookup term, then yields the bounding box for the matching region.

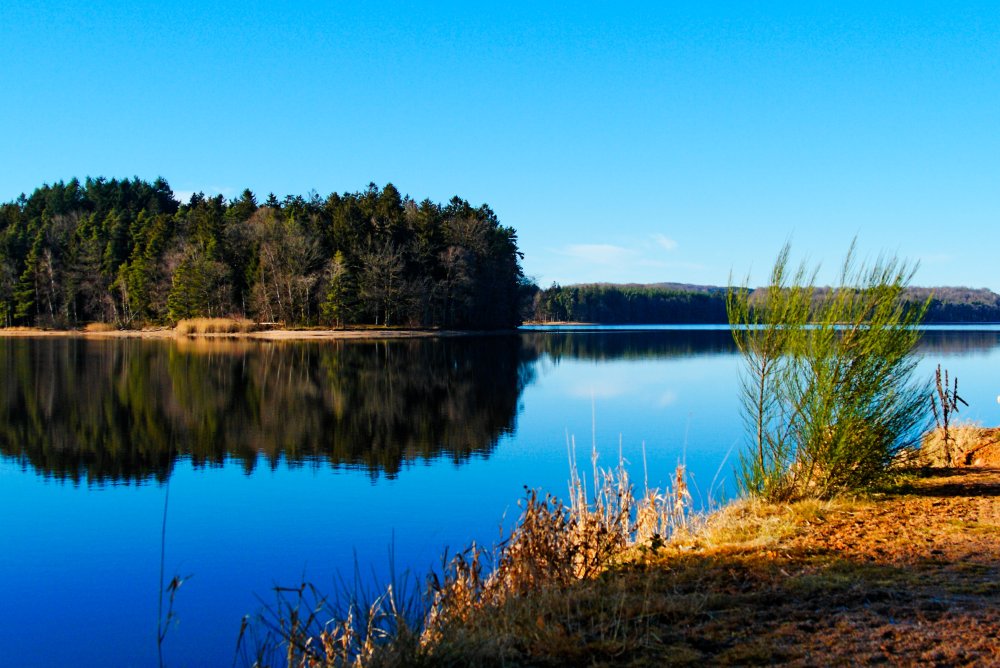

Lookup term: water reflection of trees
[521,328,1000,361]
[5,328,997,484]
[0,336,535,484]
[520,329,738,361]
[916,330,1000,355]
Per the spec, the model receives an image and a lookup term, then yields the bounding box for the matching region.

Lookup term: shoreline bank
[0,327,512,341]
[398,464,1000,666]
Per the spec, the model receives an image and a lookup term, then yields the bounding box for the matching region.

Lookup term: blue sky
[2,1,998,289]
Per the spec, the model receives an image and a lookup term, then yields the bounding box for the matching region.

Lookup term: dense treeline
[530,283,1000,324]
[530,283,729,323]
[907,287,1000,324]
[0,177,527,329]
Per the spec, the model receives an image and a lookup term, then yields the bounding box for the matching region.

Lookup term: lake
[2,326,1000,666]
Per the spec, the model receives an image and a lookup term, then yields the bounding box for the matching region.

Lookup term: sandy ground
[469,467,1000,667]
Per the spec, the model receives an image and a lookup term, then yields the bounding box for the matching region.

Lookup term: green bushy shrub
[728,242,929,500]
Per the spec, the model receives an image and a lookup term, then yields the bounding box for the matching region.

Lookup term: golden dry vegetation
[270,433,1000,667]
[922,425,1000,468]
[174,317,258,335]
[0,324,483,341]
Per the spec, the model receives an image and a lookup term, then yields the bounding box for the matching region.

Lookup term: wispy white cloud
[652,233,678,252]
[544,236,711,285]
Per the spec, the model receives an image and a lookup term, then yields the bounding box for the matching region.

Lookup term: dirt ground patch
[765,467,1000,666]
[645,467,999,666]
[450,467,1000,667]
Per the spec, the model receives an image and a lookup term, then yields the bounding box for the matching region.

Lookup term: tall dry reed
[259,446,695,667]
[83,322,118,332]
[174,317,257,336]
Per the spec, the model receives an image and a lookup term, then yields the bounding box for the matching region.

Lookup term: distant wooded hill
[0,178,528,329]
[529,283,1000,324]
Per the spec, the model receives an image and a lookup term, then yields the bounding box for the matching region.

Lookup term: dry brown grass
[398,468,1000,667]
[419,447,696,641]
[82,322,117,332]
[268,449,696,667]
[263,429,1000,667]
[922,424,1000,467]
[174,317,257,336]
[684,495,859,553]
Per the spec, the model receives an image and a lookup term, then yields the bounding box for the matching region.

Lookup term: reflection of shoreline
[521,329,738,361]
[917,330,1000,355]
[0,336,535,484]
[522,327,1000,359]
[0,327,512,341]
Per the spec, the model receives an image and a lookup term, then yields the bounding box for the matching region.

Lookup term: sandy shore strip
[0,327,513,341]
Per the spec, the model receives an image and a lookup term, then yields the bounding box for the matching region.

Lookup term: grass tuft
[174,317,257,336]
[83,322,118,332]
[251,444,1000,667]
[256,449,697,666]
[921,423,1000,467]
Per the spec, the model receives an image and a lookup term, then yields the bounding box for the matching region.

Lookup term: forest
[0,178,528,329]
[4,178,997,330]
[529,283,1000,324]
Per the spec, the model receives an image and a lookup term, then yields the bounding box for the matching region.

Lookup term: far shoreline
[0,326,519,341]
[4,320,999,342]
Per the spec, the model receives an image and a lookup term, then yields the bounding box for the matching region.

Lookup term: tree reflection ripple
[0,336,536,484]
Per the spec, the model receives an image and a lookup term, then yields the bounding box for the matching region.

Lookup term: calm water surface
[3,327,1000,666]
